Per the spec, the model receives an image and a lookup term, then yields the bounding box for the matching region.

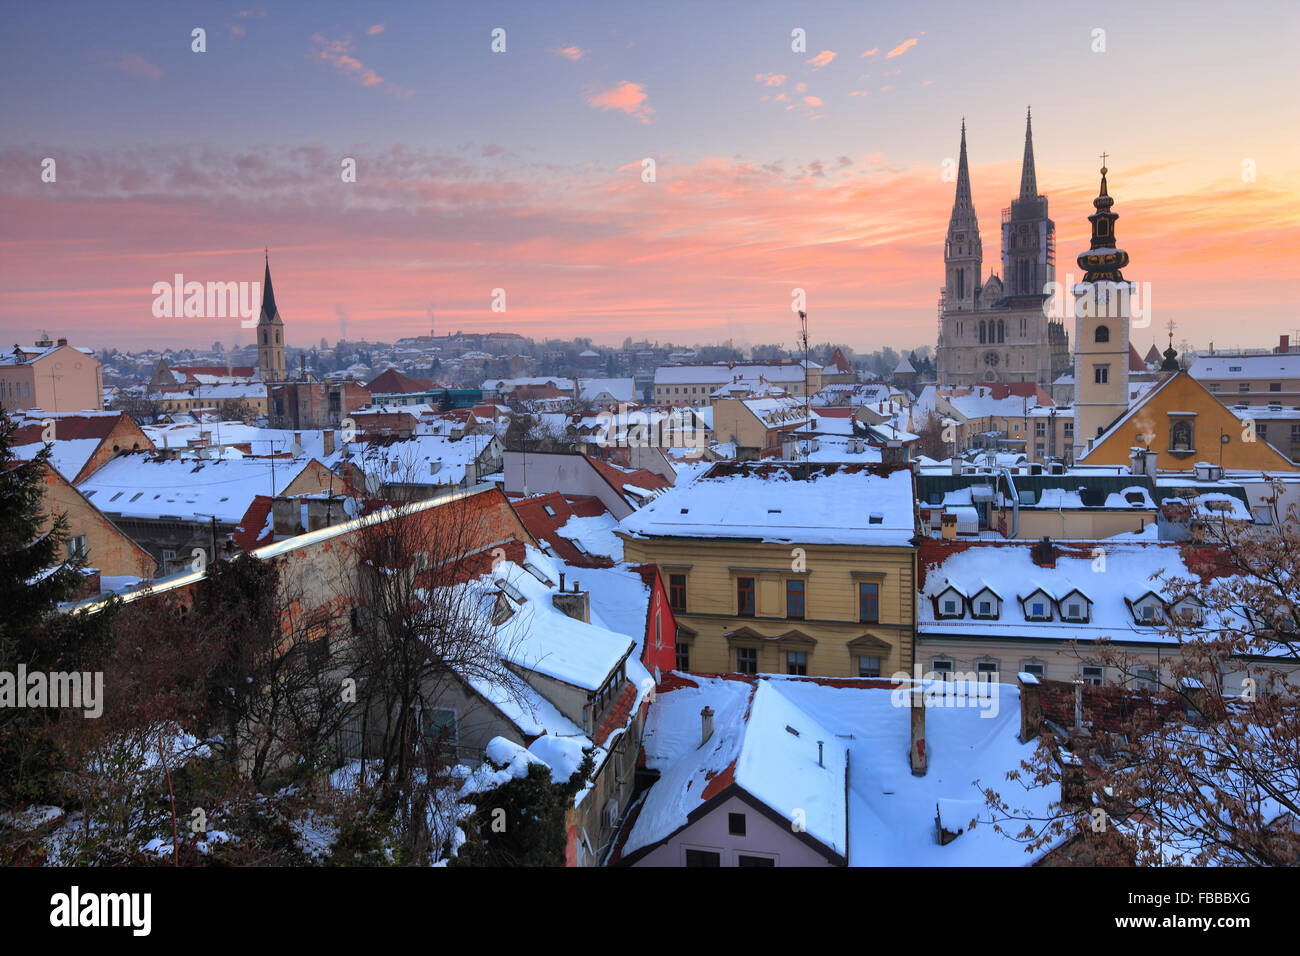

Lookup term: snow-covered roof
[622,678,847,859]
[654,363,809,386]
[918,541,1242,644]
[623,674,1058,865]
[77,453,321,523]
[578,377,636,403]
[619,462,915,547]
[1190,353,1300,380]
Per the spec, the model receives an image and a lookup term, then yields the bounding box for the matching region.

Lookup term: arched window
[997,320,1005,343]
[262,331,268,344]
[957,269,965,299]
[979,321,986,344]
[1095,325,1110,343]
[1171,420,1194,452]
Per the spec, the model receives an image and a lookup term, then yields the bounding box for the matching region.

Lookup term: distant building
[0,335,103,413]
[256,254,286,383]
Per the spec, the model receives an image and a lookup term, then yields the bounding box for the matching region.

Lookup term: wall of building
[619,536,915,679]
[630,791,837,867]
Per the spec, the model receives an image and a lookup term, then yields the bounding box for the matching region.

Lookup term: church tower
[256,253,286,383]
[1072,163,1133,459]
[943,120,983,313]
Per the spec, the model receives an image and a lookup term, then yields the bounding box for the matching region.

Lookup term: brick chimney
[1281,334,1290,355]
[1032,535,1056,568]
[56,337,68,347]
[323,429,335,457]
[700,705,714,746]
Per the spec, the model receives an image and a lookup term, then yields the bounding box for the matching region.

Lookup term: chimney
[56,337,68,347]
[551,583,590,624]
[1018,672,1043,743]
[909,690,927,776]
[1033,535,1056,568]
[271,496,299,537]
[700,706,715,746]
[1281,334,1290,355]
[323,429,335,457]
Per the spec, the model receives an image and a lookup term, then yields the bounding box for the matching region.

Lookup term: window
[1035,421,1046,437]
[737,647,757,674]
[977,599,993,617]
[737,854,776,867]
[785,579,805,619]
[669,574,687,613]
[1271,382,1282,392]
[858,655,881,678]
[162,548,176,564]
[1258,424,1268,440]
[542,504,556,517]
[1093,364,1109,385]
[976,660,999,681]
[858,582,879,623]
[1094,325,1110,343]
[786,651,808,676]
[1170,420,1194,452]
[1029,600,1048,620]
[737,577,755,616]
[979,320,986,344]
[942,597,959,616]
[931,659,955,680]
[1208,383,1220,392]
[422,708,458,748]
[1021,661,1046,679]
[1239,383,1250,393]
[685,849,721,867]
[1081,665,1104,686]
[676,641,690,672]
[1291,424,1300,444]
[67,535,87,560]
[1138,602,1159,623]
[1134,668,1159,691]
[728,813,747,836]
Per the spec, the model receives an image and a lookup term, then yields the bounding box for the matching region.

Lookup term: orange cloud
[754,72,787,86]
[861,48,879,57]
[553,45,586,60]
[587,81,654,123]
[367,24,386,35]
[804,96,823,107]
[806,50,836,68]
[886,38,918,58]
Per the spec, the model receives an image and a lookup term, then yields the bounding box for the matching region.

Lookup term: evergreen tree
[0,415,115,808]
[452,748,595,866]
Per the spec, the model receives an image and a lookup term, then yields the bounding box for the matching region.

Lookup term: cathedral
[935,112,1070,386]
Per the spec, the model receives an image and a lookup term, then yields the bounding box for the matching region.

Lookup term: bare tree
[983,499,1300,865]
[336,483,526,863]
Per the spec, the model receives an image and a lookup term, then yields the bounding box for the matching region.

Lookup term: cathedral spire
[953,118,974,213]
[1018,107,1037,200]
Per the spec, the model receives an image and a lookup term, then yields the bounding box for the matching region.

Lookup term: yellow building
[617,462,917,679]
[1079,369,1298,473]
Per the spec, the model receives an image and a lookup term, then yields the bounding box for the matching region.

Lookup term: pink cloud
[886,38,918,58]
[105,52,163,82]
[367,24,386,35]
[795,82,807,93]
[861,47,879,57]
[754,72,787,86]
[806,50,836,69]
[552,45,586,60]
[804,96,823,107]
[310,34,410,98]
[879,84,894,92]
[587,81,654,123]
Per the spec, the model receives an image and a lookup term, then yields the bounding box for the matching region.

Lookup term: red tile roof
[509,491,614,567]
[366,368,436,394]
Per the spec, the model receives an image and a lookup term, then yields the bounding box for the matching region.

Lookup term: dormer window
[943,598,958,616]
[970,586,1001,620]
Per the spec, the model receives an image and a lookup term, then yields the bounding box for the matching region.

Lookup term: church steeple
[256,251,286,383]
[260,251,279,324]
[1076,163,1130,282]
[1018,108,1038,200]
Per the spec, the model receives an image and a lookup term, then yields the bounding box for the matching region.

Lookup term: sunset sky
[2,0,1297,354]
